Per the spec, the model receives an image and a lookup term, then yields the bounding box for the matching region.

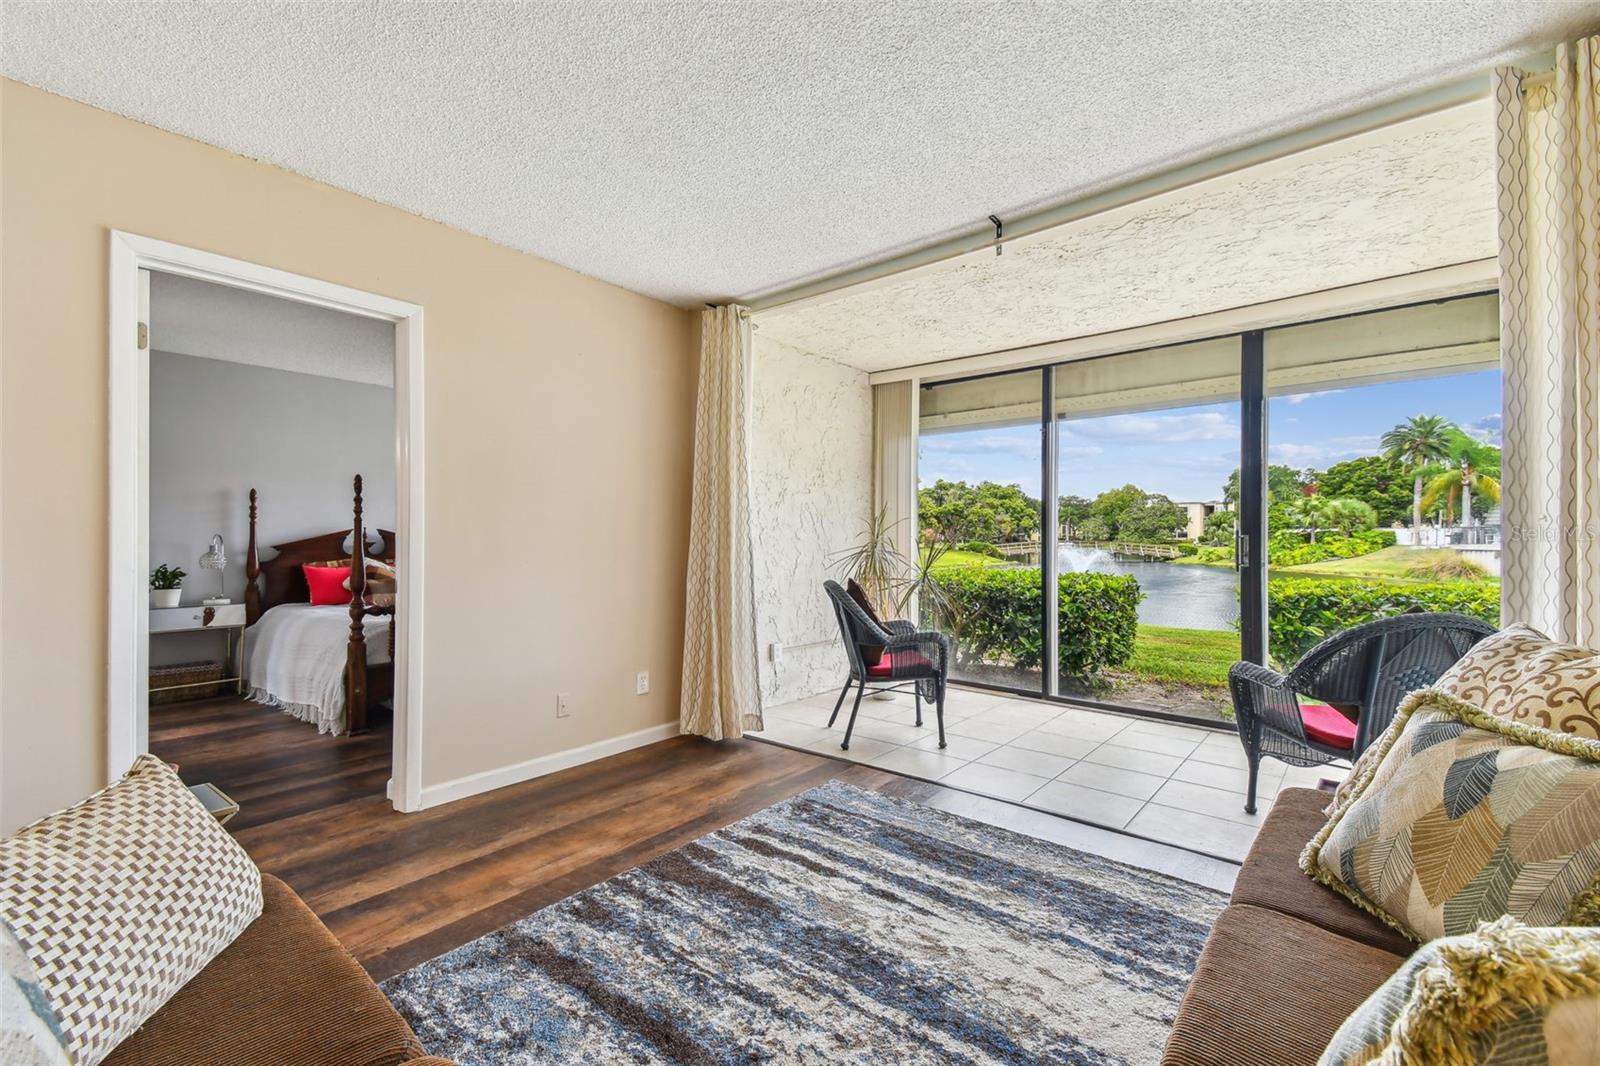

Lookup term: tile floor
[751,684,1349,862]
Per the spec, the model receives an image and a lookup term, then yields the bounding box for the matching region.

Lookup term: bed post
[346,474,369,735]
[245,488,261,625]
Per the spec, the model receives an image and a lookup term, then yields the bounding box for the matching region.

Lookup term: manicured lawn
[1282,545,1499,584]
[928,549,1007,571]
[1123,624,1237,688]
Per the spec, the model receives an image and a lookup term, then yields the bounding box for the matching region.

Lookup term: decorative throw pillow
[1,920,70,1066]
[1319,917,1600,1066]
[1303,689,1600,943]
[846,578,888,661]
[1434,624,1600,740]
[302,562,353,606]
[0,755,263,1066]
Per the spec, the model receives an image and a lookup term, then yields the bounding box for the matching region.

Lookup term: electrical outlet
[635,671,650,695]
[556,691,572,719]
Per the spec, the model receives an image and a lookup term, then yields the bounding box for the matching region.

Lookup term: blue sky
[918,369,1502,502]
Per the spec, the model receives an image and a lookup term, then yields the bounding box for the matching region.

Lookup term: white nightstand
[150,603,247,698]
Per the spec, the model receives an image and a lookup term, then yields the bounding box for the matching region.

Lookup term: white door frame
[108,231,426,812]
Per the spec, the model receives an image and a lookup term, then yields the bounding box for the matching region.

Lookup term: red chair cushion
[1301,701,1357,750]
[867,649,932,678]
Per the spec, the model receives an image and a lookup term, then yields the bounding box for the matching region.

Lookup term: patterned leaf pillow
[0,756,263,1065]
[1320,918,1600,1066]
[1303,689,1600,942]
[1434,624,1600,739]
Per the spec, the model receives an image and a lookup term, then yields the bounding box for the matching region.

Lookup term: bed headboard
[244,485,396,625]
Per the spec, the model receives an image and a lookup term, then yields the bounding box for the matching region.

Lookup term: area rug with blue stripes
[381,781,1224,1065]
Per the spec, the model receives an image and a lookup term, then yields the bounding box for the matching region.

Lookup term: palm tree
[1381,415,1455,531]
[1325,497,1378,535]
[1284,495,1336,543]
[1422,458,1501,529]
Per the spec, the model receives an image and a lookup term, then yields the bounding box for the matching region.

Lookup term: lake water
[1060,547,1239,630]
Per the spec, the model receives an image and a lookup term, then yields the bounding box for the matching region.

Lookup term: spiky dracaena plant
[829,508,908,616]
[895,536,960,631]
[830,511,960,632]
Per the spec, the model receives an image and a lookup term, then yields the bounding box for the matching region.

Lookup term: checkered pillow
[0,756,262,1065]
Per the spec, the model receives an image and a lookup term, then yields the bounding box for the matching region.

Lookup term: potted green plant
[150,564,187,608]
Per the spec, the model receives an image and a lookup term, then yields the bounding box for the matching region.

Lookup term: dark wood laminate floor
[152,697,1235,983]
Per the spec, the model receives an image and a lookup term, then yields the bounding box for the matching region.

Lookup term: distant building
[1174,500,1230,541]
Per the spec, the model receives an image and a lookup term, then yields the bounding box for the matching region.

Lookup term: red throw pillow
[303,564,353,606]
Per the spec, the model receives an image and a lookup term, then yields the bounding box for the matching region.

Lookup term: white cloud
[1282,389,1345,405]
[1065,409,1239,444]
[1463,413,1502,446]
[920,432,1038,459]
[1269,434,1380,469]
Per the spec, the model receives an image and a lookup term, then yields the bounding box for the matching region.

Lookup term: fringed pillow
[1303,689,1600,943]
[1320,918,1600,1065]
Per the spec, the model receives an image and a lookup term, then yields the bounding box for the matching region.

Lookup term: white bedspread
[246,603,391,735]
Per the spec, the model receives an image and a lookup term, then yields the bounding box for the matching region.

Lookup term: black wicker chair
[823,580,950,751]
[1229,612,1495,814]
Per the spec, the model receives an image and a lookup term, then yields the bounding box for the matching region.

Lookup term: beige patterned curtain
[679,306,763,739]
[1496,37,1600,646]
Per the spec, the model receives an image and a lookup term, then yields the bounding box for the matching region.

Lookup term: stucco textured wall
[749,336,873,707]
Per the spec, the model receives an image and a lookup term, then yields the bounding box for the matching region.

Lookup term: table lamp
[199,533,229,605]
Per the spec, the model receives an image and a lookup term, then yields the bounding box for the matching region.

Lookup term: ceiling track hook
[988,214,1004,256]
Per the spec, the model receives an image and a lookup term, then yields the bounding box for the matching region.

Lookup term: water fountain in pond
[1058,544,1115,573]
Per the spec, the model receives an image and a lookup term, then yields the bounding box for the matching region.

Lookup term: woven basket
[150,660,224,704]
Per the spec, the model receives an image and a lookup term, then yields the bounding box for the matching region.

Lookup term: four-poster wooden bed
[244,474,394,734]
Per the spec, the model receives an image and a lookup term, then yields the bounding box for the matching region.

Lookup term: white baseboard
[417,720,681,810]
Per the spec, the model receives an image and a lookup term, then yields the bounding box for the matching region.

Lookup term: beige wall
[0,80,697,831]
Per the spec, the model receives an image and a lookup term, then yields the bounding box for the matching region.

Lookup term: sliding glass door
[1052,338,1242,718]
[918,369,1044,692]
[1262,295,1504,668]
[915,292,1500,724]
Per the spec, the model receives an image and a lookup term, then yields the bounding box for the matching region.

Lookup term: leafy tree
[1089,484,1187,543]
[1316,455,1412,528]
[1075,516,1111,541]
[1118,494,1188,543]
[1058,495,1093,540]
[918,479,1040,544]
[1381,415,1455,529]
[1224,465,1307,507]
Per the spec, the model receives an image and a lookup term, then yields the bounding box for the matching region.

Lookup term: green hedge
[957,540,1005,559]
[1268,529,1396,568]
[934,567,1141,676]
[1267,578,1500,663]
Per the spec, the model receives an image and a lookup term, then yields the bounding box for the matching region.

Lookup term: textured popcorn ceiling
[3,2,1596,307]
[151,273,394,387]
[757,105,1498,371]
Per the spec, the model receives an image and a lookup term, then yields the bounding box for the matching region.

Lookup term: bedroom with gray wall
[147,273,395,666]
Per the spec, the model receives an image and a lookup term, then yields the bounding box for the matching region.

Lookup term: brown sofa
[104,874,453,1066]
[1162,788,1413,1065]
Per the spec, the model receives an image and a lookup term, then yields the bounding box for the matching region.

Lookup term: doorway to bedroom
[142,270,399,828]
[108,232,426,822]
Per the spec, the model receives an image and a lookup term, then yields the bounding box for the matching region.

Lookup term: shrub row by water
[1266,578,1500,663]
[934,567,1141,677]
